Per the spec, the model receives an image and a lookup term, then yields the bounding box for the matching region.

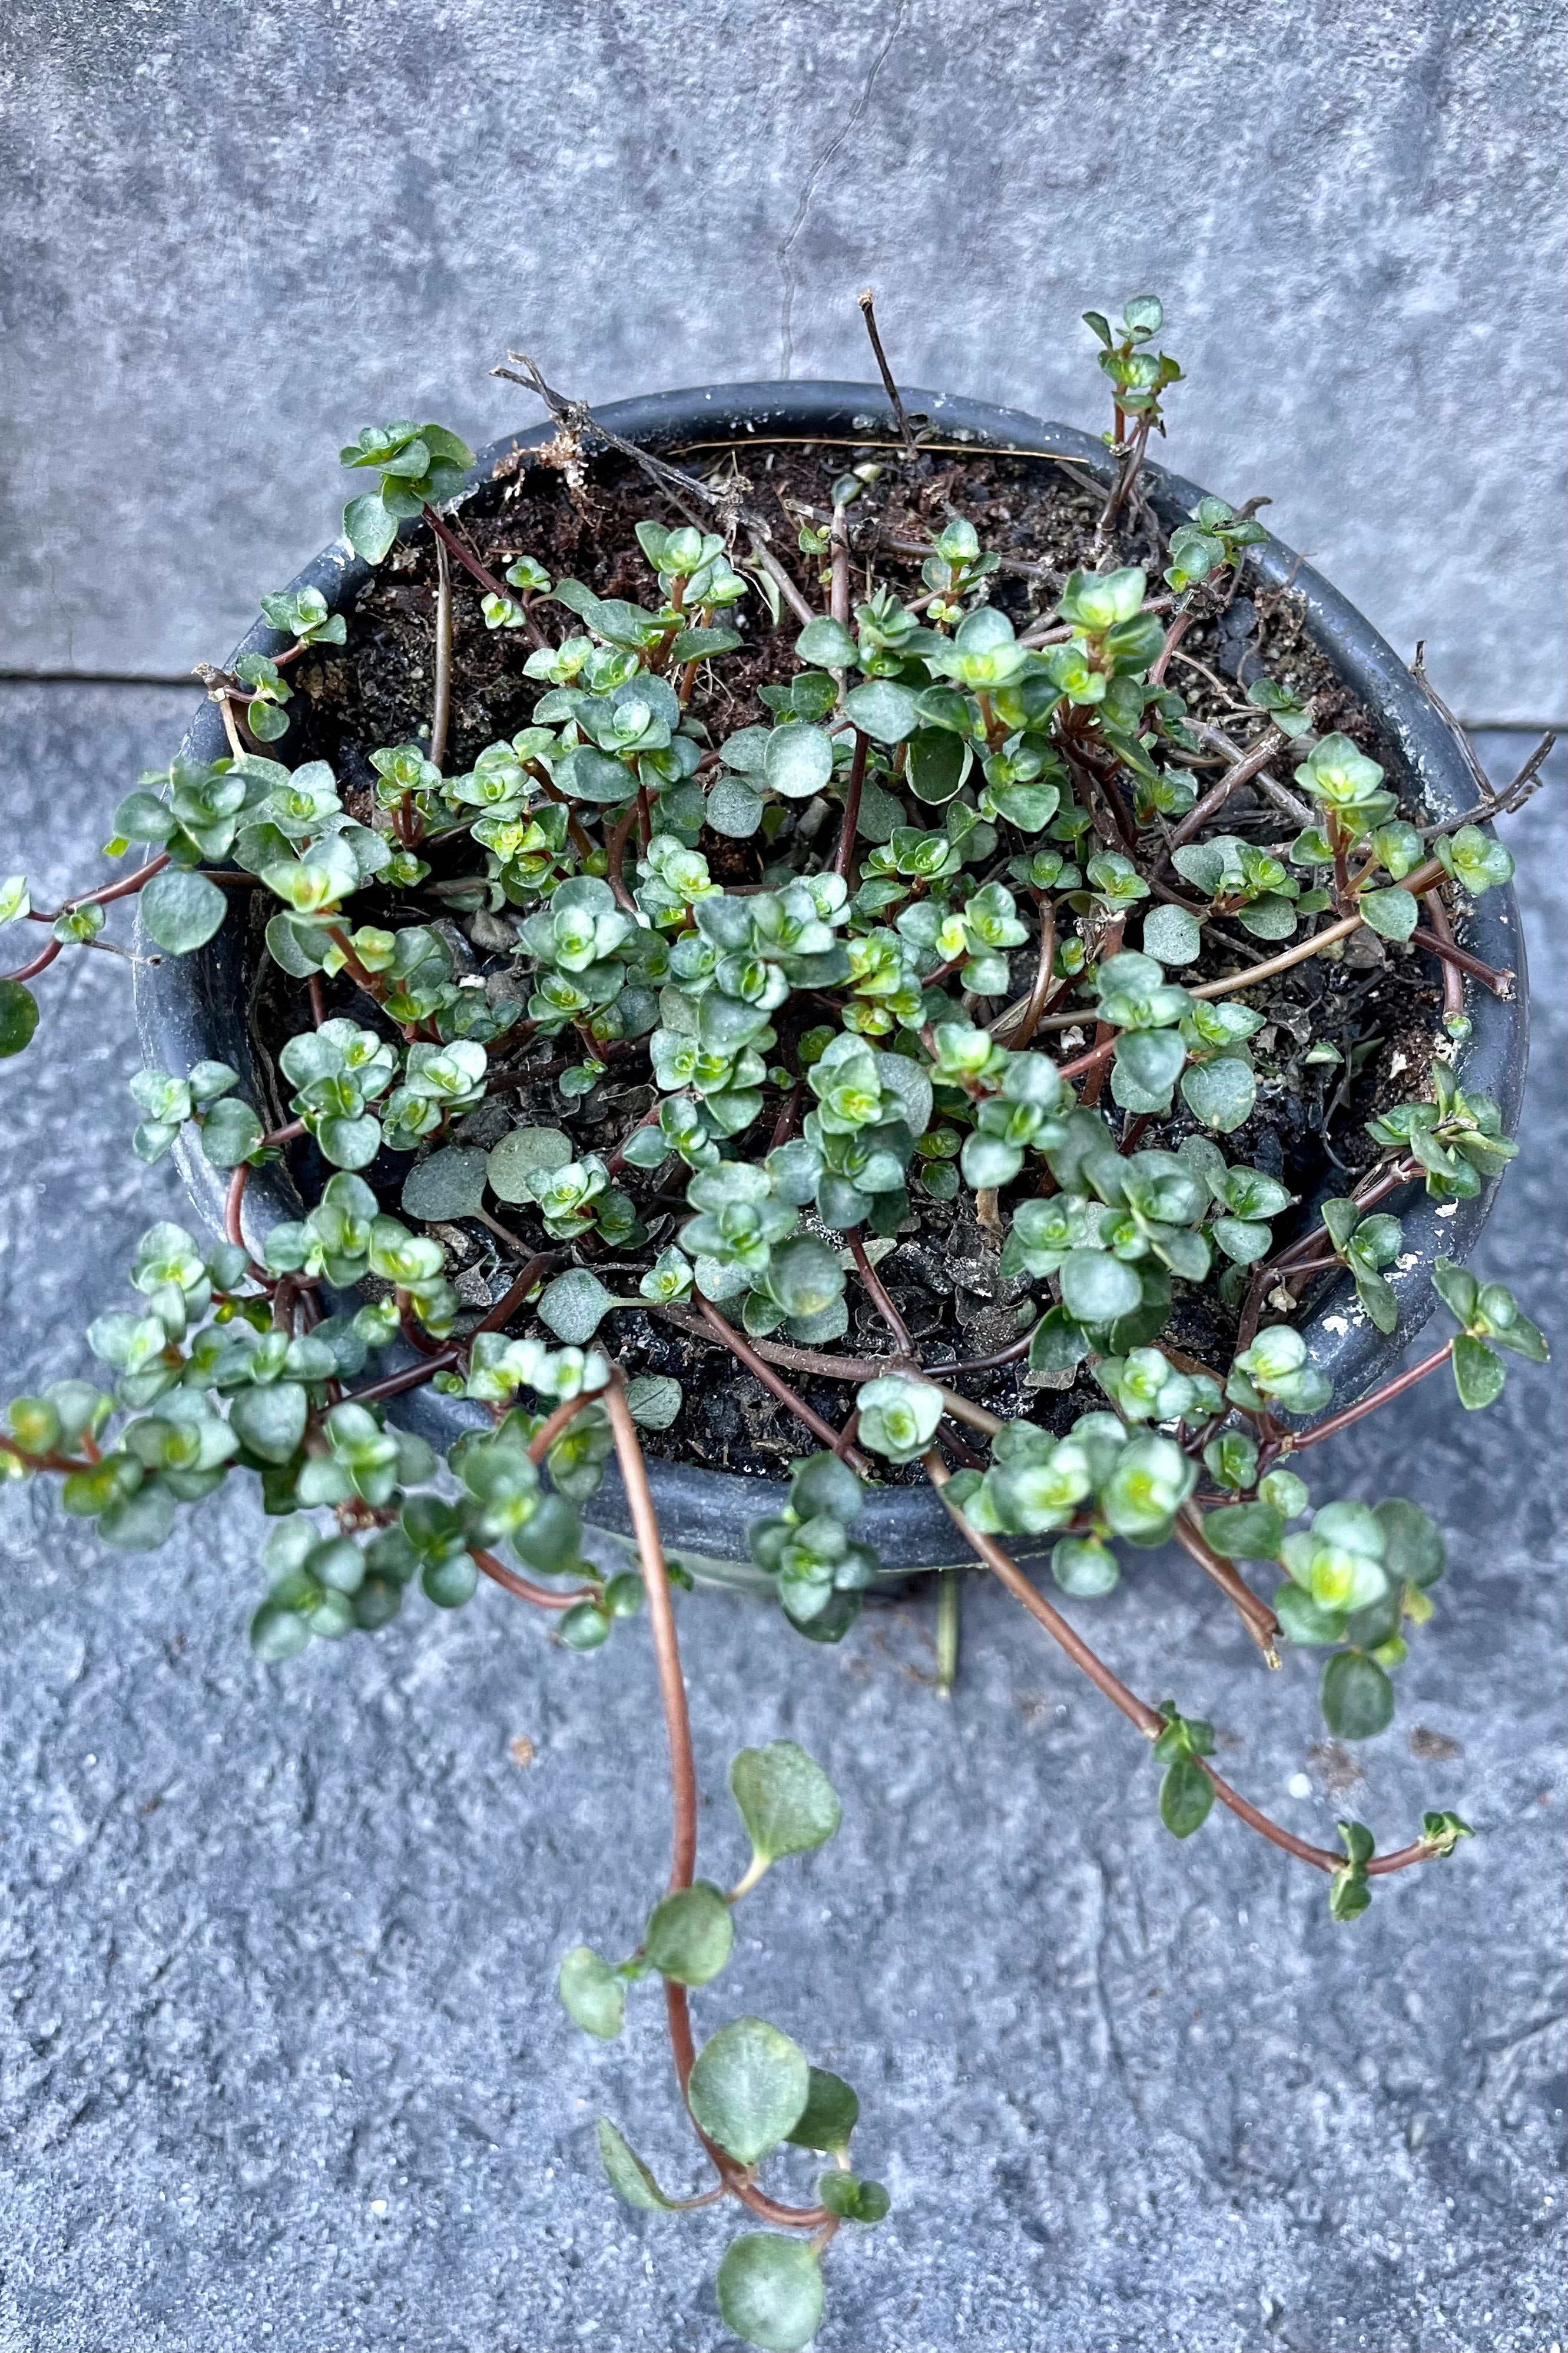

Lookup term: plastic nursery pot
[136,379,1529,1582]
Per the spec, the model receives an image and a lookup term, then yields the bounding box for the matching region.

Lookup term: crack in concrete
[776,0,908,379]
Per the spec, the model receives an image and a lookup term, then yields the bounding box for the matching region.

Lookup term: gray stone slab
[0,694,1562,2351]
[2,1,1564,718]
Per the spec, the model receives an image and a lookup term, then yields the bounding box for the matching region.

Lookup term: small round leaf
[1059,1249,1143,1326]
[228,1380,309,1465]
[794,616,857,668]
[1374,1497,1446,1590]
[1159,1756,1215,1838]
[625,1374,682,1431]
[1181,1055,1257,1132]
[715,2235,824,2353]
[488,1125,574,1202]
[764,722,834,802]
[537,1269,614,1344]
[730,1740,841,1865]
[1050,1536,1119,1596]
[688,2017,809,2165]
[250,1600,311,1662]
[401,1147,489,1221]
[842,680,920,744]
[1320,1648,1395,1740]
[0,980,40,1058]
[1358,886,1418,942]
[557,1945,624,2040]
[1141,903,1202,965]
[595,2118,679,2211]
[139,868,228,955]
[783,2066,860,2153]
[707,775,765,838]
[644,1881,734,1986]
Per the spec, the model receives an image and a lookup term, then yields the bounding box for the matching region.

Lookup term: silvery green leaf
[625,1374,682,1430]
[538,1269,614,1344]
[139,869,228,955]
[707,775,764,838]
[401,1147,489,1221]
[487,1126,573,1203]
[764,722,834,800]
[1181,1055,1256,1131]
[1141,903,1202,965]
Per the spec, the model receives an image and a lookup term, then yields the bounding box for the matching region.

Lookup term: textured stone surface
[2,0,1565,716]
[0,693,1562,2350]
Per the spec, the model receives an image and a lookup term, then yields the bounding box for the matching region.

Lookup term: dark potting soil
[246,433,1444,1480]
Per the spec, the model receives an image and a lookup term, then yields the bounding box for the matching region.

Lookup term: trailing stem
[923,1453,1442,1882]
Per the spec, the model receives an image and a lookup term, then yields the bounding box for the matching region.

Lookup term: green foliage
[785,2067,860,2153]
[1082,294,1183,436]
[1151,1705,1216,1836]
[1227,1325,1333,1418]
[716,2235,824,2353]
[644,1882,734,1986]
[340,421,475,561]
[856,1374,944,1465]
[0,979,41,1057]
[1433,1256,1548,1406]
[1434,823,1513,898]
[558,1945,626,2040]
[594,2118,684,2211]
[730,1740,842,1870]
[689,2017,810,2165]
[1365,1063,1517,1200]
[1322,1196,1404,1333]
[748,1454,883,1638]
[8,316,1538,2353]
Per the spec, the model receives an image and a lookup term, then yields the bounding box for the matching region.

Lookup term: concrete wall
[2,0,1564,714]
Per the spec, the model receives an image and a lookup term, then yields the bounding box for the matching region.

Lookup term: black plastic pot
[136,380,1528,1574]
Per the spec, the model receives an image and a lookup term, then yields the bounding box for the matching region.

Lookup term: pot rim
[135,378,1529,1571]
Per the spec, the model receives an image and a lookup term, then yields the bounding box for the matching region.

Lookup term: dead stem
[1162,725,1287,857]
[857,287,919,458]
[429,535,453,772]
[994,904,1056,1047]
[1185,858,1445,999]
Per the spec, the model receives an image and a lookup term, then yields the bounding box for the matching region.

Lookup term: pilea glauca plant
[0,295,1553,2351]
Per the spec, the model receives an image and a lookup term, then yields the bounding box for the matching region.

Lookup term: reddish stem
[1005,904,1056,1050]
[224,1163,249,1252]
[695,1299,873,1473]
[831,730,869,884]
[1287,1341,1454,1450]
[1417,899,1511,995]
[470,1544,595,1611]
[4,937,62,985]
[420,504,506,599]
[924,1454,1438,1883]
[343,1353,460,1407]
[846,1228,914,1356]
[526,1389,598,1466]
[1147,608,1197,687]
[1172,1508,1281,1659]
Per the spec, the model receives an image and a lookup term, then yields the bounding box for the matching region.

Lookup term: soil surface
[249,437,1443,1475]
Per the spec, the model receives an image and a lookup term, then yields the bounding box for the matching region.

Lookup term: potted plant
[0,297,1549,2351]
